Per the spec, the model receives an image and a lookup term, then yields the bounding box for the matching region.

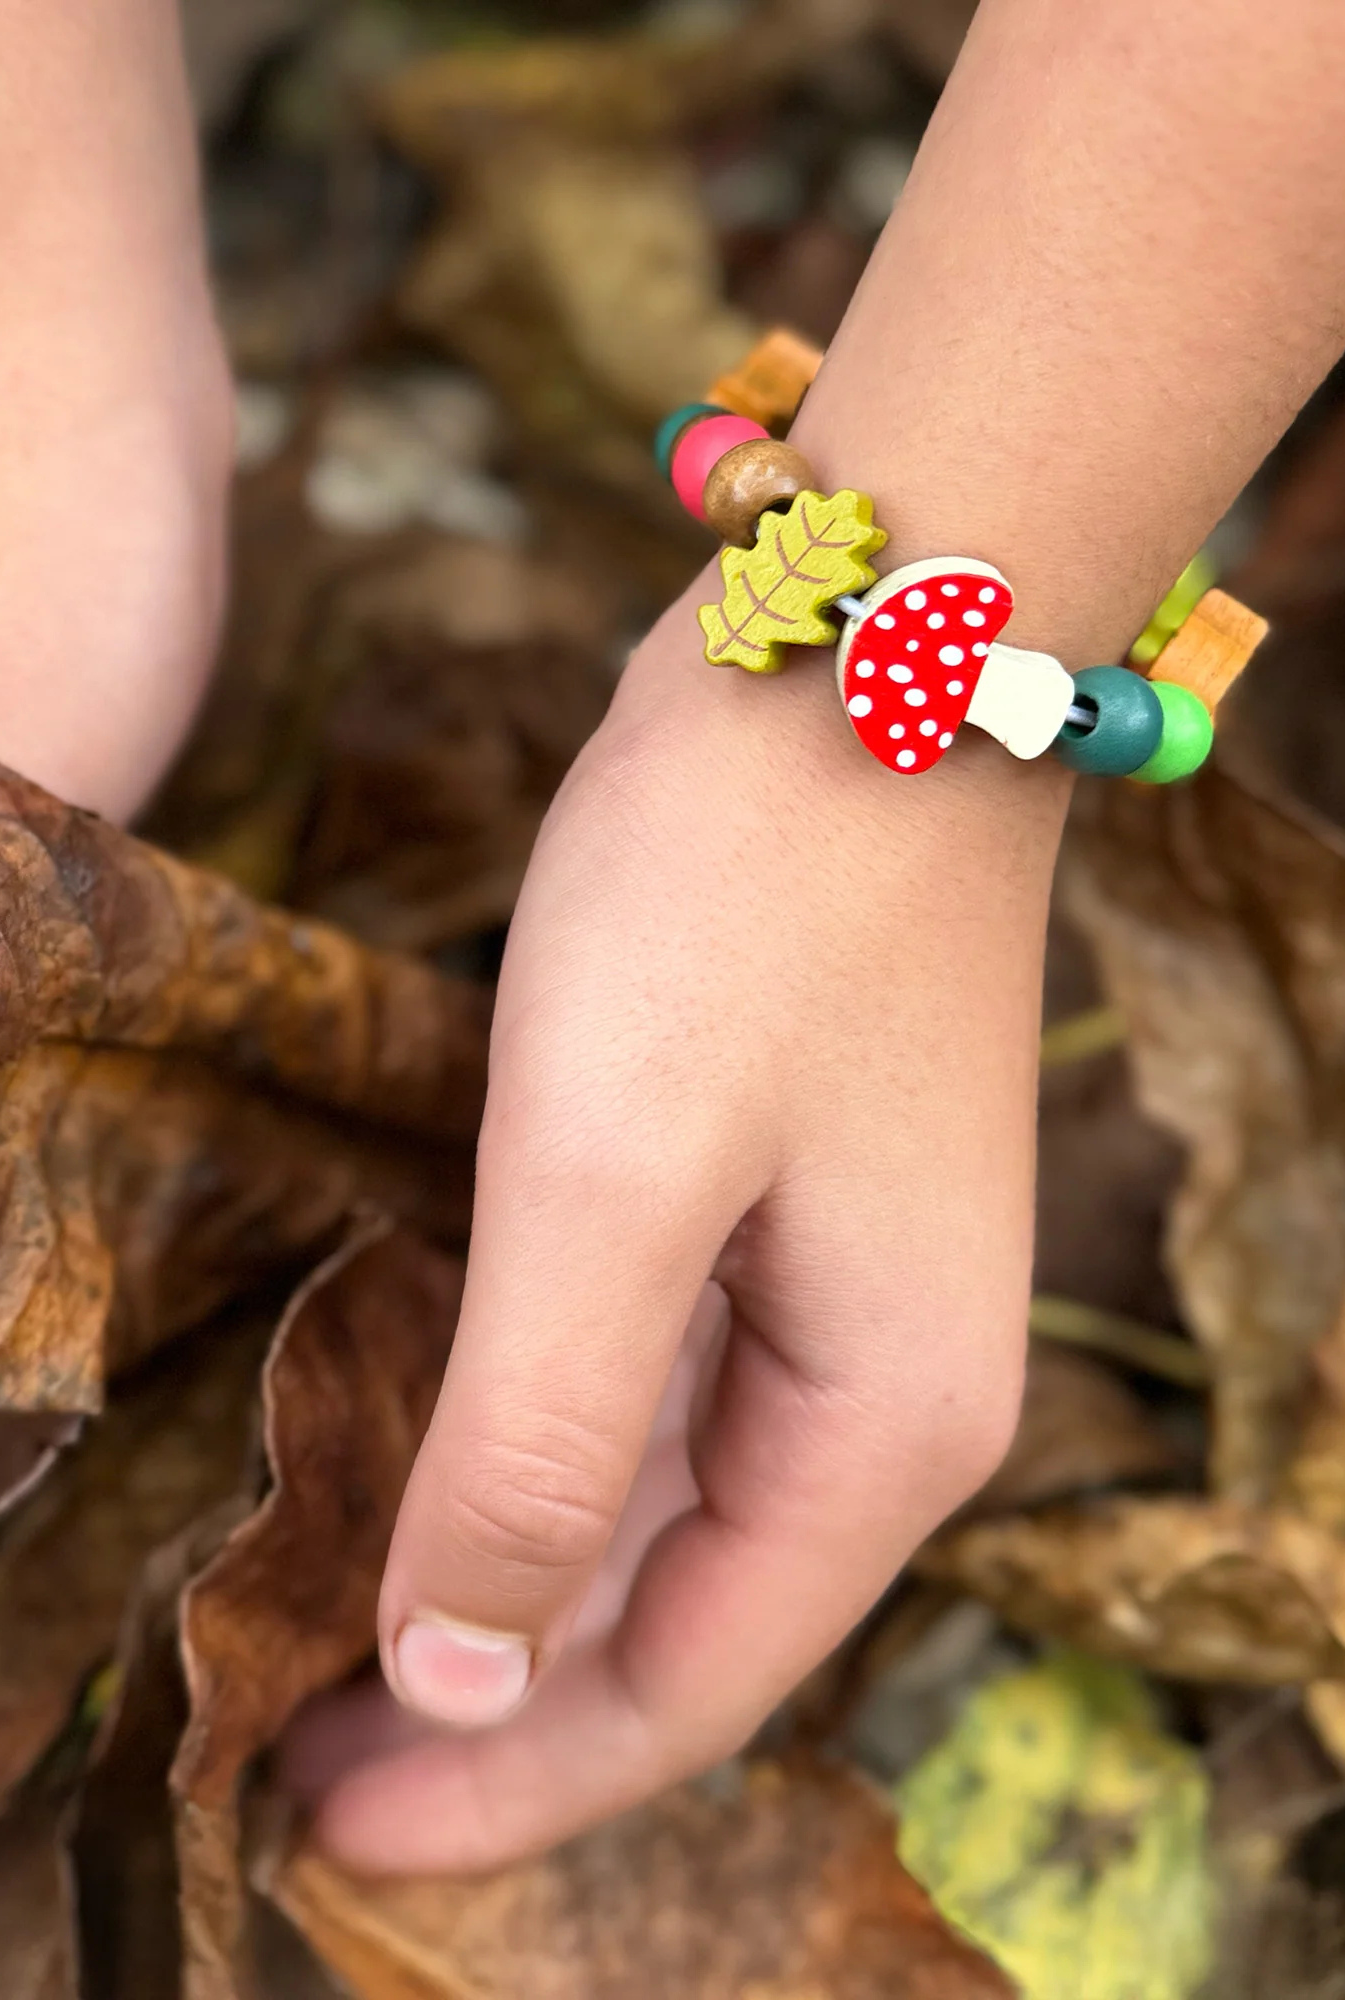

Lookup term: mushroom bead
[1052,665,1164,775]
[701,438,817,547]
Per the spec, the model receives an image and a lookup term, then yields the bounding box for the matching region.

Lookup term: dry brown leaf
[388,125,754,490]
[971,1341,1180,1516]
[876,0,978,80]
[148,471,659,952]
[920,1496,1345,1685]
[0,764,487,1410]
[371,7,881,484]
[1061,766,1345,1503]
[285,538,621,953]
[0,1314,265,1812]
[376,1,882,157]
[0,1043,472,1409]
[0,1783,78,2000]
[257,1760,1015,2000]
[171,1221,463,2000]
[0,766,487,1140]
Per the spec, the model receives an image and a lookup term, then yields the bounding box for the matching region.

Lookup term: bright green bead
[1052,665,1164,775]
[653,402,725,479]
[1130,680,1214,783]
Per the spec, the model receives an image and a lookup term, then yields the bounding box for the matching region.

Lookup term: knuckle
[947,1373,1025,1495]
[451,1432,619,1579]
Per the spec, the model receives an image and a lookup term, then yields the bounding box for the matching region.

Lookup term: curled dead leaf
[73,1505,250,2000]
[920,1496,1345,1685]
[256,1760,1015,2000]
[0,1312,265,1814]
[170,1221,463,2000]
[0,1781,78,2000]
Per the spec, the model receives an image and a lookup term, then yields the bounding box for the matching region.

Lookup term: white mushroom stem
[965,642,1075,759]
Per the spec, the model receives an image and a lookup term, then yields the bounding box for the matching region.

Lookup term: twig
[1039,1003,1128,1068]
[1029,1292,1211,1387]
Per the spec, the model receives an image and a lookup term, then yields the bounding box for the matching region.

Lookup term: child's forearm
[0,0,231,819]
[0,0,213,374]
[794,0,1345,668]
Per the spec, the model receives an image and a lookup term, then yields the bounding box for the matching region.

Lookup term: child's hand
[285,593,1069,1872]
[285,0,1345,1873]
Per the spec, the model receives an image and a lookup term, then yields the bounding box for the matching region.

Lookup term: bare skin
[0,0,232,819]
[7,0,1345,1872]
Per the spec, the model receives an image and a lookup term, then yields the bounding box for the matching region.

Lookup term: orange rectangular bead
[706,327,823,431]
[1143,588,1269,711]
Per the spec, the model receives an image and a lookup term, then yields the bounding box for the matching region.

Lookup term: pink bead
[671,414,771,521]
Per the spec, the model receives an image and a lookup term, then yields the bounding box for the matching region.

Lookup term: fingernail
[390,1614,532,1729]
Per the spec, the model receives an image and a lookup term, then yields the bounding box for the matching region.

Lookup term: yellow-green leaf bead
[1130,680,1214,784]
[1129,551,1217,666]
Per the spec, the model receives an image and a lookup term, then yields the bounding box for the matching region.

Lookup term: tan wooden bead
[701,439,816,547]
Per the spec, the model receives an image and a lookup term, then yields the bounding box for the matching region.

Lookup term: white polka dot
[906,639,920,653]
[904,590,927,610]
[847,693,873,717]
[963,609,986,627]
[855,658,876,678]
[875,613,895,630]
[928,612,946,629]
[939,731,954,748]
[978,586,997,603]
[939,645,964,665]
[896,749,917,768]
[919,719,938,736]
[972,642,988,657]
[941,582,959,597]
[946,679,964,695]
[886,663,913,682]
[904,687,927,707]
[887,723,905,739]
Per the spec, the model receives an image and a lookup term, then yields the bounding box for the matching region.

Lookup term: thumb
[379,1087,732,1731]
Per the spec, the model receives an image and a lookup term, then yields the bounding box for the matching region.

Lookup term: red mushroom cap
[837,561,1014,773]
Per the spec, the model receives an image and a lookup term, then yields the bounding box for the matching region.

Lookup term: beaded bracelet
[656,342,1268,783]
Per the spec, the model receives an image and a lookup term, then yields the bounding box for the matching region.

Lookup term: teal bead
[654,402,726,480]
[1131,680,1214,784]
[1051,665,1164,776]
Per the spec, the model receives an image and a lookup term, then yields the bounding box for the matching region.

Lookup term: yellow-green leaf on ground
[698,490,885,672]
[898,1653,1214,2000]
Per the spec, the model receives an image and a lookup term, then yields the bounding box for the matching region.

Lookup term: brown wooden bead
[700,439,817,547]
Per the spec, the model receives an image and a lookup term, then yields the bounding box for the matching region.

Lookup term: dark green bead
[653,402,726,480]
[1051,665,1165,776]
